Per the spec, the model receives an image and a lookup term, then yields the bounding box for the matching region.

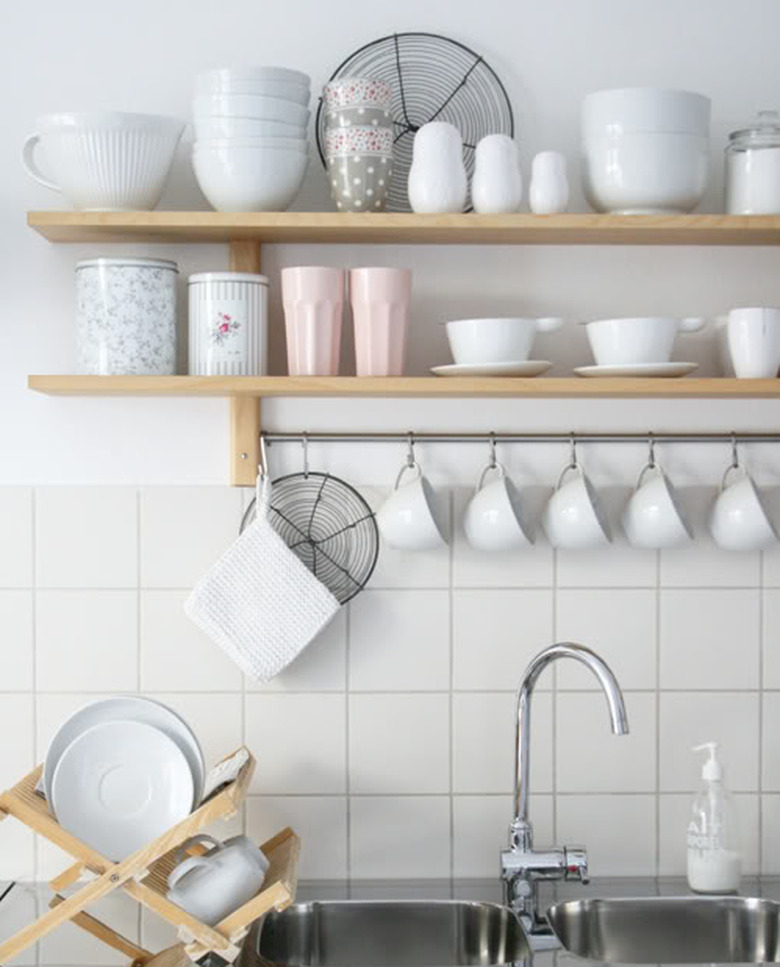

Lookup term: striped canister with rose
[188,272,269,376]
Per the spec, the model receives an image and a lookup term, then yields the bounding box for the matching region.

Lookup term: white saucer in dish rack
[574,362,699,378]
[43,696,205,809]
[431,361,552,377]
[51,720,195,860]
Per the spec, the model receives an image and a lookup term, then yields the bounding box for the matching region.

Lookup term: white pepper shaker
[529,151,569,214]
[472,134,523,213]
[408,122,467,213]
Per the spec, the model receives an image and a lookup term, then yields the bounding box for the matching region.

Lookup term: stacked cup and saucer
[432,316,563,377]
[575,316,704,377]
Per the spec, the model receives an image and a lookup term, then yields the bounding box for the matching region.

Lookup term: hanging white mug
[463,462,533,551]
[622,462,692,549]
[542,457,612,550]
[710,461,778,550]
[377,460,448,551]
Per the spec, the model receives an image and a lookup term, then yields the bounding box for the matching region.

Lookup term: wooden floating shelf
[27,375,780,398]
[27,211,780,246]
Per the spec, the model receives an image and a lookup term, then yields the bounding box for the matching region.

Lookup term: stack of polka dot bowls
[322,77,394,212]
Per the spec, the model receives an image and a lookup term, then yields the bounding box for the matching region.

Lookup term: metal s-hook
[302,432,310,478]
[648,432,656,469]
[731,432,740,470]
[258,433,269,480]
[488,432,497,469]
[406,431,416,469]
[569,432,578,470]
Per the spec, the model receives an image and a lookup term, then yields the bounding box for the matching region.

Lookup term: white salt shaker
[529,151,569,214]
[408,122,467,213]
[471,134,523,213]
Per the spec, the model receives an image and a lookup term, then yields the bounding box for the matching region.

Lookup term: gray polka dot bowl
[325,105,393,129]
[326,152,393,212]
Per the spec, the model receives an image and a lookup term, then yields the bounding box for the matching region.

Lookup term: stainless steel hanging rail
[263,431,780,446]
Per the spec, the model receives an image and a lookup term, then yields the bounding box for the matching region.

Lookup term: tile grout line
[448,491,455,884]
[551,548,558,843]
[759,551,765,874]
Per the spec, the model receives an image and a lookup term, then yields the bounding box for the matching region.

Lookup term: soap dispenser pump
[686,742,741,894]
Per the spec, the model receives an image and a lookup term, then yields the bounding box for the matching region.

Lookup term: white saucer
[431,361,552,377]
[52,720,194,860]
[44,697,205,809]
[574,362,699,378]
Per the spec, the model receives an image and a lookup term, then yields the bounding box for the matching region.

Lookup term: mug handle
[720,463,747,492]
[394,461,422,490]
[635,461,663,491]
[679,316,705,333]
[168,855,213,891]
[535,316,564,333]
[475,461,506,493]
[171,834,222,868]
[21,134,61,192]
[555,462,583,491]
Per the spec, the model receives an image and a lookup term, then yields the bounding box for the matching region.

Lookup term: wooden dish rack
[0,746,300,966]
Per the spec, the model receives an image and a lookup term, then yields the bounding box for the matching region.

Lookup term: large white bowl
[193,115,305,140]
[194,136,308,154]
[582,132,709,213]
[195,76,310,104]
[193,93,309,127]
[583,316,705,366]
[582,87,711,138]
[22,111,184,211]
[195,66,311,92]
[193,143,308,211]
[445,317,563,365]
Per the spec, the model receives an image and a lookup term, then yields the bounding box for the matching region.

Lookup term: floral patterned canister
[188,272,269,376]
[76,257,178,375]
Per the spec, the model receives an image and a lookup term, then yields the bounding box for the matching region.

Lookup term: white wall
[4,0,780,916]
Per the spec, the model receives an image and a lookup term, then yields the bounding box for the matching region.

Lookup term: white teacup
[709,464,778,551]
[542,464,612,549]
[583,316,705,366]
[167,834,268,926]
[377,463,448,551]
[727,307,780,378]
[445,316,563,364]
[463,463,533,551]
[622,463,693,549]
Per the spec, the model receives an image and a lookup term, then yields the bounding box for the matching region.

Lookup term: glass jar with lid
[726,110,780,213]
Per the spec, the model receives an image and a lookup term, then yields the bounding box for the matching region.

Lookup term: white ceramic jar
[188,272,269,375]
[408,122,467,214]
[76,257,178,375]
[472,134,522,214]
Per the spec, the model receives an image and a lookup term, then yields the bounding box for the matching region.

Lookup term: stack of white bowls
[192,67,311,212]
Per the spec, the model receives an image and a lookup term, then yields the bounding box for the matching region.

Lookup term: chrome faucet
[501,642,629,946]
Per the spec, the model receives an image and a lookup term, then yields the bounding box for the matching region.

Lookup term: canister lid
[188,272,269,285]
[728,110,780,150]
[76,257,178,271]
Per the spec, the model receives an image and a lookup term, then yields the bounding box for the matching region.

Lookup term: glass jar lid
[727,110,780,152]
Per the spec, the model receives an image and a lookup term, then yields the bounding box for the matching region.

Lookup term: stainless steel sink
[248,900,531,966]
[547,896,780,963]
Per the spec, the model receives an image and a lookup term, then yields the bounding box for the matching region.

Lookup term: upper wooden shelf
[27,375,780,398]
[26,211,780,246]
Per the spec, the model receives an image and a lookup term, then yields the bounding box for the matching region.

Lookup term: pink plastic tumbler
[350,267,412,376]
[281,266,345,376]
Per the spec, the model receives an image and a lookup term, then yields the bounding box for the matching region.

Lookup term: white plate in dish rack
[51,720,194,860]
[574,362,699,378]
[431,361,552,377]
[43,696,205,809]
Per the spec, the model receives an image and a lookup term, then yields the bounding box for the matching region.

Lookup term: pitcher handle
[22,134,61,192]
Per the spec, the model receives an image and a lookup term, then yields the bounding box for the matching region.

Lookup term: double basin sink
[245,896,780,965]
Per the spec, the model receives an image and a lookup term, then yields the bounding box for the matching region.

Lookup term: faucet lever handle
[563,846,589,884]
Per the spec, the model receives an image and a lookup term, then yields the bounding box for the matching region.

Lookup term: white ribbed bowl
[22,112,184,211]
[194,76,310,104]
[195,66,311,93]
[192,143,308,212]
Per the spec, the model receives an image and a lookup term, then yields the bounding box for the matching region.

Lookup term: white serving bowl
[192,115,305,140]
[194,136,308,154]
[583,316,705,366]
[193,143,308,212]
[22,111,184,211]
[195,66,311,93]
[196,78,310,104]
[193,93,309,127]
[582,132,709,213]
[445,316,563,365]
[582,88,711,138]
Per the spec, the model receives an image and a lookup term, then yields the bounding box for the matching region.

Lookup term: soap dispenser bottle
[686,742,741,894]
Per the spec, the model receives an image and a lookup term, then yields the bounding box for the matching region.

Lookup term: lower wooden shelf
[27,374,780,398]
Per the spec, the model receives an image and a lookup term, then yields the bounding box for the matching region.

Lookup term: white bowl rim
[579,316,686,327]
[196,66,310,85]
[583,86,711,103]
[445,317,543,327]
[37,110,185,131]
[193,92,310,109]
[193,140,309,152]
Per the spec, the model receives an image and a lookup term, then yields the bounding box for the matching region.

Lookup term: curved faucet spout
[512,642,629,838]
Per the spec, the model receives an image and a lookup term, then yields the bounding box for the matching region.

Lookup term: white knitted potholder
[185,475,341,682]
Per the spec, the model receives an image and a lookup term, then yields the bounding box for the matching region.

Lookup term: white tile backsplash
[2,483,778,883]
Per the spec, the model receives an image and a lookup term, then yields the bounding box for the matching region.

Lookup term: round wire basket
[241,472,379,605]
[315,31,515,212]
